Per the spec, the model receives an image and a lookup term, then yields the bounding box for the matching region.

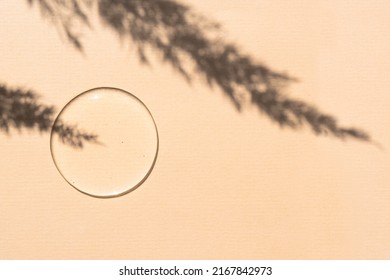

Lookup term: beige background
[0,0,389,259]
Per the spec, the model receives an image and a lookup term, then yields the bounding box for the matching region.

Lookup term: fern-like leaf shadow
[24,0,371,142]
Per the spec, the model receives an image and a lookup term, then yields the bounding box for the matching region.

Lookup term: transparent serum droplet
[50,87,158,198]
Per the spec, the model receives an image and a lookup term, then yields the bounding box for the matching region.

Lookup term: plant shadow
[0,84,100,148]
[3,0,372,144]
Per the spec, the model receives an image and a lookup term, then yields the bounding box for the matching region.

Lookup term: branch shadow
[0,84,99,148]
[24,0,371,142]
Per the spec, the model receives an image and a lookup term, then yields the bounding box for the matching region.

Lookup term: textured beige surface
[0,0,389,259]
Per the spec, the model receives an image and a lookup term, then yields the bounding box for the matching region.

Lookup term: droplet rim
[50,87,159,199]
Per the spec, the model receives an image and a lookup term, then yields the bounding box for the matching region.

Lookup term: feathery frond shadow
[0,84,99,148]
[25,0,371,142]
[26,0,92,51]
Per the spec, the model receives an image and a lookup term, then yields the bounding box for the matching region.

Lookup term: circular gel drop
[50,87,158,198]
